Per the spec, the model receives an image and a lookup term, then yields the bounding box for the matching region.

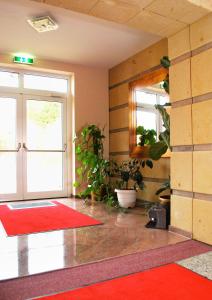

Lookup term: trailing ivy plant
[74,124,109,199]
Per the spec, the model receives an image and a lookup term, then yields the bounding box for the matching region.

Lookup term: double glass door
[0,70,68,201]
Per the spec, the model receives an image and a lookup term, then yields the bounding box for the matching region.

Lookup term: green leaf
[76,168,82,175]
[136,126,145,135]
[160,56,170,69]
[76,145,81,154]
[73,181,80,188]
[149,142,168,160]
[146,160,153,169]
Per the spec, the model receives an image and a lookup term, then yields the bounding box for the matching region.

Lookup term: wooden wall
[168,13,212,244]
[109,39,170,203]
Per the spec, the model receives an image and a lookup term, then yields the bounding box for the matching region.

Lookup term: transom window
[0,71,19,88]
[0,70,68,94]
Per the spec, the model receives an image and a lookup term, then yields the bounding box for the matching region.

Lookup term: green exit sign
[13,56,34,65]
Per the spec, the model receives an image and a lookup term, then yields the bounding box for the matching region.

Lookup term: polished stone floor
[0,198,187,281]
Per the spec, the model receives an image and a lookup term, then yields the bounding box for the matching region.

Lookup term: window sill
[130,145,171,159]
[130,145,150,158]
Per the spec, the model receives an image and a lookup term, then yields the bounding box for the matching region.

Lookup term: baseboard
[169,225,192,238]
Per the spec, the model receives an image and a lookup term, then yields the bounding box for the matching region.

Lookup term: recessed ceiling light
[27,16,58,33]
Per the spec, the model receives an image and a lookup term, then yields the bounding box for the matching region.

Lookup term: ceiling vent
[27,16,58,33]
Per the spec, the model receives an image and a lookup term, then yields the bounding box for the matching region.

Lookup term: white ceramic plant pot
[115,189,137,208]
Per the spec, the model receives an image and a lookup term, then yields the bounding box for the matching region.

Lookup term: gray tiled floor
[177,251,212,280]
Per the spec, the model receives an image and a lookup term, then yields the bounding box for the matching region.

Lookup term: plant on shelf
[136,126,157,146]
[112,159,153,208]
[153,177,171,226]
[156,178,171,201]
[74,124,109,201]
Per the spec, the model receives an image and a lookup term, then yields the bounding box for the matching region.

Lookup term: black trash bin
[145,203,170,229]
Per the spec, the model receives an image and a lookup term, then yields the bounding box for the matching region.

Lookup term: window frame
[129,67,168,158]
[136,88,167,141]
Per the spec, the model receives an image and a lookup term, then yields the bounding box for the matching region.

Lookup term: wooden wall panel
[171,152,193,192]
[109,83,129,108]
[109,39,168,87]
[190,13,212,50]
[193,151,212,194]
[142,158,170,179]
[170,105,192,146]
[109,38,169,203]
[168,27,190,60]
[191,48,212,97]
[137,181,162,202]
[109,131,129,153]
[192,99,212,144]
[169,59,191,102]
[171,195,193,233]
[193,199,212,245]
[168,14,212,244]
[109,108,128,130]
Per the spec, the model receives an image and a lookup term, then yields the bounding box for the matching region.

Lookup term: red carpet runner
[0,201,102,236]
[37,263,212,300]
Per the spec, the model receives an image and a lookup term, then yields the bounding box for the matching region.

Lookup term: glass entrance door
[23,96,67,199]
[0,95,22,200]
[0,69,68,201]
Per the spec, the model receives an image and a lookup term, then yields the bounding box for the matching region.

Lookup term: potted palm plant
[113,159,153,208]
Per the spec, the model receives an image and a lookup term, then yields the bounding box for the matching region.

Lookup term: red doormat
[0,201,102,236]
[36,263,212,300]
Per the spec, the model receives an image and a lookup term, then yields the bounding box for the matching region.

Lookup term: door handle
[23,143,67,152]
[0,142,21,152]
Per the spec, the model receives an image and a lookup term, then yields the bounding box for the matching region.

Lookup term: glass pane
[135,90,157,105]
[0,98,16,149]
[136,110,157,145]
[27,100,63,150]
[159,94,169,105]
[0,153,16,194]
[24,74,68,93]
[0,71,19,88]
[27,152,63,192]
[136,110,157,130]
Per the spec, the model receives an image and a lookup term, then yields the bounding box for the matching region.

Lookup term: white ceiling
[0,0,161,68]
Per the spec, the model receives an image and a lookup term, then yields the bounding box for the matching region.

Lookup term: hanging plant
[149,56,171,160]
[160,56,170,94]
